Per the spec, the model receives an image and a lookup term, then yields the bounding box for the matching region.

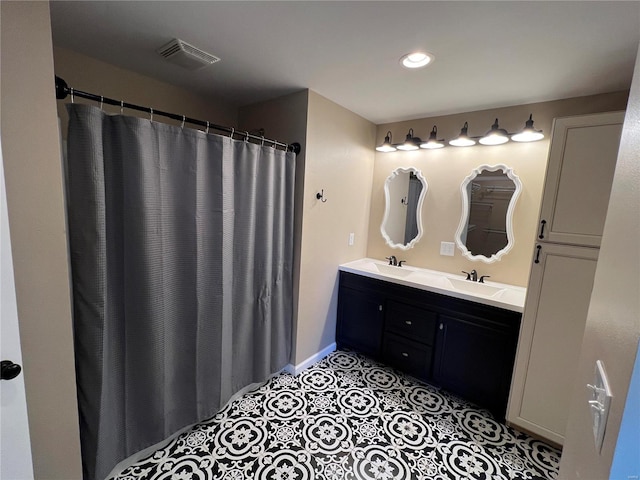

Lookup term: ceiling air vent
[157,38,220,71]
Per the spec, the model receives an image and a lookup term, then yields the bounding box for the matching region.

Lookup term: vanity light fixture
[479,118,510,146]
[420,126,445,149]
[375,115,544,153]
[449,122,477,147]
[376,131,397,152]
[512,114,545,142]
[400,51,435,69]
[397,128,421,151]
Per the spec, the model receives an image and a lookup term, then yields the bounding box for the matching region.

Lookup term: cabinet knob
[439,323,443,330]
[405,320,412,325]
[402,352,409,357]
[379,305,383,311]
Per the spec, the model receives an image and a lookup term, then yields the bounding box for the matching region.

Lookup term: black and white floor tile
[111,350,561,480]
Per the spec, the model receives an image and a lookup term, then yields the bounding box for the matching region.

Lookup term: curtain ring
[261,136,265,146]
[206,121,210,134]
[229,127,235,139]
[70,87,74,104]
[149,107,154,123]
[181,115,185,129]
[100,96,104,111]
[120,100,124,115]
[244,131,249,142]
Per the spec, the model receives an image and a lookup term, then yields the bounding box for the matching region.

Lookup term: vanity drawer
[385,300,437,345]
[382,333,433,379]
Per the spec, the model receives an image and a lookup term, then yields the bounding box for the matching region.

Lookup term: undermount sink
[444,277,506,298]
[374,263,415,277]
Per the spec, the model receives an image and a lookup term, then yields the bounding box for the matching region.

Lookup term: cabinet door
[433,315,518,420]
[507,243,598,445]
[538,111,623,247]
[336,286,384,358]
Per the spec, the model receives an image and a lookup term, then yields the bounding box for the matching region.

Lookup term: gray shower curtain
[65,104,295,480]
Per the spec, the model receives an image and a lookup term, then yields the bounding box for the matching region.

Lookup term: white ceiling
[49,1,640,125]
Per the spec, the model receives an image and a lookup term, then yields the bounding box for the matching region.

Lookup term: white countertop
[339,258,526,313]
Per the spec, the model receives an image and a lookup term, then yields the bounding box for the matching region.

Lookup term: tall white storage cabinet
[507,111,624,446]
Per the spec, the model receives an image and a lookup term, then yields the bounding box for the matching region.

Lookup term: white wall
[558,44,640,479]
[0,2,83,477]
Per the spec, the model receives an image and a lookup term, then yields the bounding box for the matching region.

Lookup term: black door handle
[1,360,22,380]
[538,220,547,239]
[534,245,542,264]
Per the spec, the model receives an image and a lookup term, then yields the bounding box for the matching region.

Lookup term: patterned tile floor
[111,350,561,480]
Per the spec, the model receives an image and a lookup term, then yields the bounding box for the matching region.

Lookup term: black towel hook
[316,189,327,203]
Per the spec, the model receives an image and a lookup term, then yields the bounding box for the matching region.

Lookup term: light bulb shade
[420,126,445,149]
[512,114,544,142]
[397,128,420,151]
[479,118,509,145]
[376,131,397,152]
[449,122,476,147]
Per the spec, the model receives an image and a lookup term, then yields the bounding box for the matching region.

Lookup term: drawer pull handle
[405,321,412,325]
[439,323,443,330]
[534,245,542,264]
[402,352,409,357]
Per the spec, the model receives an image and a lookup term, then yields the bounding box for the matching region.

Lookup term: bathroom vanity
[336,258,525,420]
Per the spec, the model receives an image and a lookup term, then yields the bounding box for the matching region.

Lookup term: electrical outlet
[440,241,455,256]
[348,233,355,246]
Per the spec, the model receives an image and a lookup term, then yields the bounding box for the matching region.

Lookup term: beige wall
[559,47,640,479]
[0,2,82,478]
[238,90,309,364]
[296,91,376,364]
[368,92,628,286]
[53,46,237,139]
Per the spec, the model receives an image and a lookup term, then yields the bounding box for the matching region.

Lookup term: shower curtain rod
[55,76,301,154]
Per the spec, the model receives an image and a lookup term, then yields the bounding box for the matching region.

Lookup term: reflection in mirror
[455,164,522,263]
[381,167,428,250]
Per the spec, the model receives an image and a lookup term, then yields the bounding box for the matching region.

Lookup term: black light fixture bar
[376,115,544,152]
[55,76,301,154]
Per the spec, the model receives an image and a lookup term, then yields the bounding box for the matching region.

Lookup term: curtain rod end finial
[290,142,302,155]
[55,76,69,100]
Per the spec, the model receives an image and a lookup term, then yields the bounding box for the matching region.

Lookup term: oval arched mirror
[455,164,522,263]
[381,167,427,250]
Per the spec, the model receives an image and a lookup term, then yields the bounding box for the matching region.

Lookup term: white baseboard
[284,342,337,375]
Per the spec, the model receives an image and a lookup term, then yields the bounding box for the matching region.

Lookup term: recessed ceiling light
[400,51,434,69]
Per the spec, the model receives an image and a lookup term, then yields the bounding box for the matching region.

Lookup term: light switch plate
[440,241,455,256]
[348,233,355,246]
[588,360,613,453]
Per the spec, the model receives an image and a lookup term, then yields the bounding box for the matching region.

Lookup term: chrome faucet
[386,255,398,266]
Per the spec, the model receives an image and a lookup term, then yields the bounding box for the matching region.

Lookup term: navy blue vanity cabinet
[336,273,386,359]
[336,270,521,420]
[433,311,520,420]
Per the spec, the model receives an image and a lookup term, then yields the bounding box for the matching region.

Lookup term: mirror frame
[381,167,428,250]
[454,164,522,263]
